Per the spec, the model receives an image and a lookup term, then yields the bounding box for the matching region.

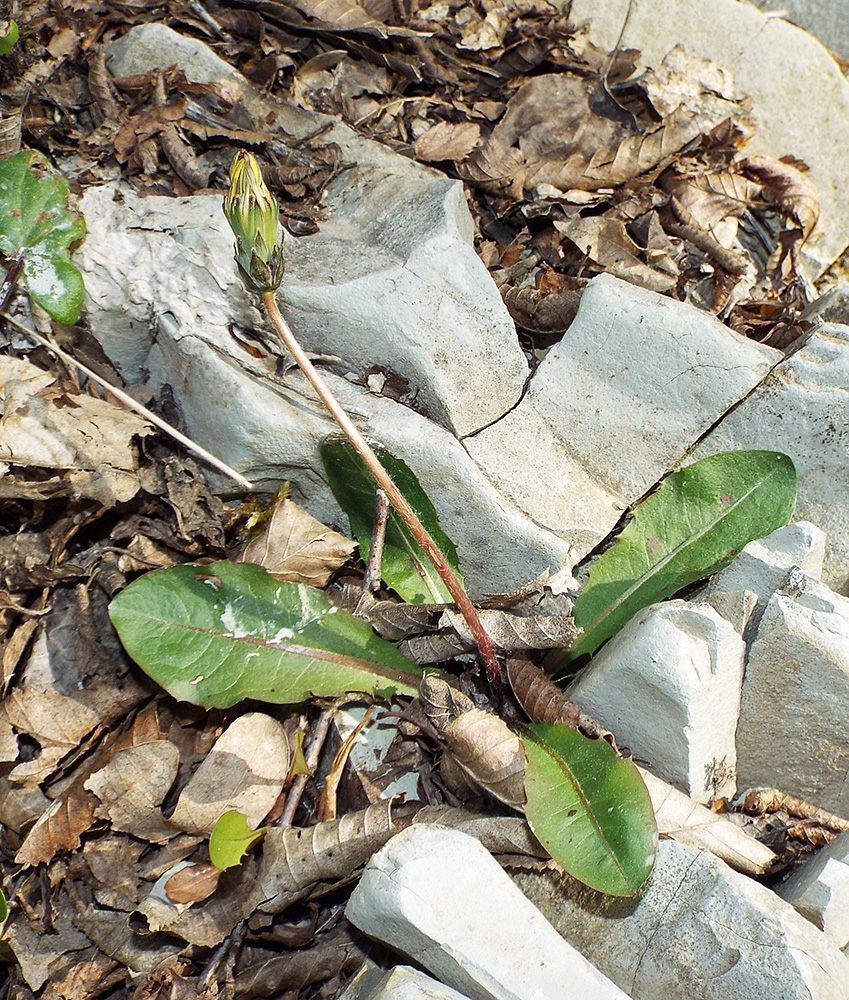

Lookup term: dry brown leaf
[240,498,355,587]
[257,798,409,913]
[415,120,481,162]
[282,0,419,35]
[15,791,97,866]
[639,769,776,876]
[84,742,180,844]
[661,167,762,248]
[41,948,123,1000]
[501,282,582,334]
[554,216,677,293]
[444,607,580,652]
[739,153,824,242]
[0,357,153,504]
[170,712,290,834]
[164,861,222,904]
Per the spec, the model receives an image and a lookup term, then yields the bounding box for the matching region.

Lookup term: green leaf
[209,810,267,871]
[565,450,796,662]
[0,887,7,922]
[0,150,86,324]
[521,723,657,897]
[109,561,423,709]
[320,438,462,604]
[0,20,19,55]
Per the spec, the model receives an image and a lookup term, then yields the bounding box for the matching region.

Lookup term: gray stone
[103,25,528,439]
[776,830,849,949]
[512,839,849,1000]
[802,282,849,326]
[750,0,849,62]
[339,962,473,1000]
[568,601,744,802]
[689,324,849,594]
[346,826,631,1000]
[703,521,827,631]
[737,571,849,815]
[466,273,778,564]
[567,0,849,277]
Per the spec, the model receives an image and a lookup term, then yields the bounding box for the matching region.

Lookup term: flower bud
[224,150,284,293]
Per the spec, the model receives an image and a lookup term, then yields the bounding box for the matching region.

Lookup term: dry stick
[363,488,389,593]
[278,706,337,828]
[261,291,503,704]
[2,313,253,490]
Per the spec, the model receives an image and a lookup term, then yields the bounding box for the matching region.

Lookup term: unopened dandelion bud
[224,150,284,293]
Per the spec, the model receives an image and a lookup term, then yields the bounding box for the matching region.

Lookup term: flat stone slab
[777,829,849,950]
[465,273,778,561]
[752,0,849,61]
[338,963,473,1000]
[690,323,849,593]
[568,0,849,277]
[736,570,849,815]
[346,826,630,1000]
[513,839,849,1000]
[568,600,744,802]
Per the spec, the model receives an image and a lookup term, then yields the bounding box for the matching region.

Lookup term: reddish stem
[262,291,502,704]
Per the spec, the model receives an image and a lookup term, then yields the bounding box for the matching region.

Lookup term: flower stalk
[224,152,502,702]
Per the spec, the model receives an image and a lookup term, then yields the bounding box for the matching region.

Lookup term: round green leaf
[209,810,266,871]
[109,561,422,709]
[0,150,86,324]
[0,20,19,55]
[521,722,657,897]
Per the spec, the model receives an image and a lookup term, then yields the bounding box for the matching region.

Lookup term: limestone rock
[465,274,778,562]
[736,570,849,815]
[338,962,472,1000]
[513,839,849,1000]
[567,600,744,802]
[346,826,631,1000]
[690,324,849,594]
[776,830,849,949]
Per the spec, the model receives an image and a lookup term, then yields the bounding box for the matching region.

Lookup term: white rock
[339,962,472,1000]
[567,0,849,277]
[346,826,631,1000]
[689,324,849,593]
[776,830,849,949]
[567,600,744,802]
[736,570,849,815]
[512,839,849,1000]
[703,521,827,631]
[465,274,778,563]
[103,26,527,439]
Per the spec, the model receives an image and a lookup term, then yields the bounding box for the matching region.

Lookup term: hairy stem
[262,291,502,703]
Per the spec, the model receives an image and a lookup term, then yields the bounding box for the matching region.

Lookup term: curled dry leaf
[415,120,481,162]
[164,862,222,904]
[501,282,582,334]
[240,497,355,587]
[443,607,580,653]
[739,153,824,243]
[170,713,290,834]
[661,166,762,248]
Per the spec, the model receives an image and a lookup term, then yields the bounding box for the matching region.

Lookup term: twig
[278,706,336,827]
[317,705,373,822]
[262,291,503,705]
[1,313,253,490]
[363,488,389,593]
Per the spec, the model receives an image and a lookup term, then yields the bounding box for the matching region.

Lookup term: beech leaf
[321,439,462,604]
[209,810,266,871]
[520,722,657,897]
[0,150,86,324]
[109,561,423,709]
[563,450,797,662]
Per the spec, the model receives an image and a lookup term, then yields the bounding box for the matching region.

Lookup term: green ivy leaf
[0,887,7,922]
[321,438,462,604]
[109,561,422,709]
[520,723,657,897]
[209,810,267,871]
[0,150,86,324]
[558,450,797,665]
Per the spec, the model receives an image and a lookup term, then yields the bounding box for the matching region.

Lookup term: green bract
[224,150,284,293]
